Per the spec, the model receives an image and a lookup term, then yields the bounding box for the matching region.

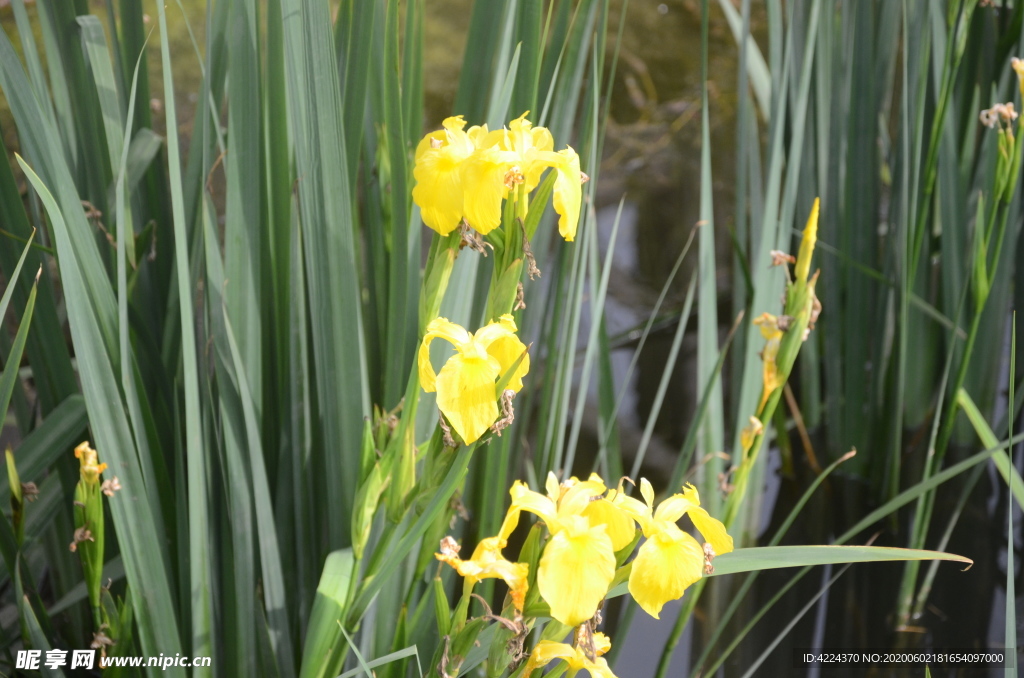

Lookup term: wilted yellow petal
[628,527,703,618]
[435,536,530,611]
[538,516,615,626]
[593,632,612,657]
[752,312,783,340]
[74,442,106,485]
[740,416,764,453]
[435,352,501,444]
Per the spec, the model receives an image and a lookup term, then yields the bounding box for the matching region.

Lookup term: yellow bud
[74,442,107,485]
[794,198,819,284]
[1013,57,1024,98]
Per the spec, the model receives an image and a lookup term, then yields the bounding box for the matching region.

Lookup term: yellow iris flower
[435,536,529,612]
[614,479,733,618]
[411,113,585,240]
[497,473,629,627]
[489,113,583,241]
[521,632,617,678]
[418,314,529,444]
[412,115,490,236]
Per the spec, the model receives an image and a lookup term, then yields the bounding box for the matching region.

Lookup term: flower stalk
[71,442,108,628]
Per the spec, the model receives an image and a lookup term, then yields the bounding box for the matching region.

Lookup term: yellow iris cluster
[412,113,584,241]
[436,473,733,676]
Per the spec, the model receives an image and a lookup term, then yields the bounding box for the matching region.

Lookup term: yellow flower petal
[557,477,608,518]
[608,490,653,535]
[461,146,518,234]
[551,147,582,241]
[503,113,555,191]
[680,485,733,556]
[419,317,531,443]
[545,471,561,501]
[418,317,472,393]
[639,477,655,507]
[522,639,619,678]
[498,480,557,541]
[412,117,478,236]
[475,314,529,392]
[521,641,576,677]
[628,526,703,618]
[582,498,637,552]
[538,516,615,626]
[435,352,501,444]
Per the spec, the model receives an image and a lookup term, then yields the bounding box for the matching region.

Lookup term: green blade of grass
[705,545,972,577]
[153,1,212,667]
[0,133,75,415]
[381,0,416,408]
[0,232,36,328]
[0,395,87,509]
[455,0,508,122]
[223,312,296,676]
[1007,316,1017,678]
[712,0,771,120]
[629,274,696,480]
[279,0,370,547]
[298,549,355,678]
[957,388,1024,510]
[564,198,623,472]
[224,0,264,419]
[696,0,724,510]
[0,268,39,438]
[20,593,65,678]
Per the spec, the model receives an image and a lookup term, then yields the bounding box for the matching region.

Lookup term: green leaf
[0,268,39,455]
[153,1,212,668]
[706,545,973,577]
[298,549,355,678]
[956,388,1024,511]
